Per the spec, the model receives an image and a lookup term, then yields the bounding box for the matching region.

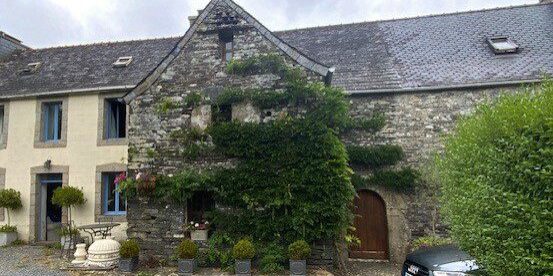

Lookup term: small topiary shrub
[346,113,386,133]
[232,239,255,260]
[0,188,22,227]
[288,240,311,260]
[411,236,452,252]
[52,186,85,225]
[176,239,199,260]
[120,239,140,259]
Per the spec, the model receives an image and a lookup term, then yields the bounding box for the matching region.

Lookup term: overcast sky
[0,0,536,48]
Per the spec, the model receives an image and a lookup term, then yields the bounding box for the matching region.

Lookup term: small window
[187,191,215,222]
[103,172,127,215]
[113,56,133,67]
[42,102,63,142]
[20,62,41,75]
[104,99,126,139]
[219,31,234,62]
[487,37,519,54]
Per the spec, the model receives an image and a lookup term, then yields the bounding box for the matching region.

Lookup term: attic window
[113,56,133,67]
[487,37,519,54]
[20,62,41,75]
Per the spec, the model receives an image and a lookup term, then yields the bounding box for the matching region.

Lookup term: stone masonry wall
[346,86,518,239]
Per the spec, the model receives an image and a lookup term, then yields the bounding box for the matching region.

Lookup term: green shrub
[232,239,255,260]
[155,97,180,114]
[120,239,140,259]
[10,239,26,246]
[288,240,311,260]
[0,225,17,233]
[0,189,22,227]
[352,168,419,191]
[176,239,199,259]
[259,243,286,274]
[437,81,553,275]
[347,145,404,167]
[411,236,452,252]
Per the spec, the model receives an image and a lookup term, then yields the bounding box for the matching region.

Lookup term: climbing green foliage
[351,168,419,191]
[347,145,404,167]
[183,92,205,109]
[227,54,288,77]
[155,97,180,115]
[437,81,553,276]
[346,114,386,133]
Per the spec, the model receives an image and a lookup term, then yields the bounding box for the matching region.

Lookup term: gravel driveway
[0,245,68,276]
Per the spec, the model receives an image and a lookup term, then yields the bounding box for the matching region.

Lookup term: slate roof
[0,3,552,98]
[0,37,179,98]
[277,3,553,92]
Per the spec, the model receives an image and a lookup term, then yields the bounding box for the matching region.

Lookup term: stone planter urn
[191,229,208,241]
[85,236,121,268]
[0,231,17,246]
[119,257,139,272]
[72,244,87,265]
[235,260,252,276]
[178,259,196,275]
[289,259,307,276]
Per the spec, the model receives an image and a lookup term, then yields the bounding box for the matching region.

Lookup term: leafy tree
[0,189,22,227]
[52,186,85,226]
[437,80,553,275]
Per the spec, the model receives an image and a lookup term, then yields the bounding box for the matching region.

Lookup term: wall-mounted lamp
[44,159,52,170]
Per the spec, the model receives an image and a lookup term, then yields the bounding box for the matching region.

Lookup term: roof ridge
[275,2,550,34]
[32,36,182,51]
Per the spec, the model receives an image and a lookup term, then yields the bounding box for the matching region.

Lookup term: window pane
[43,102,62,141]
[105,174,116,212]
[105,99,126,139]
[225,42,233,51]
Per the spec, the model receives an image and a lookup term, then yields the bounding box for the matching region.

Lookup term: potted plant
[0,189,22,246]
[52,186,85,249]
[233,239,256,276]
[119,239,140,272]
[288,240,311,276]
[186,220,209,241]
[176,239,199,275]
[57,226,80,250]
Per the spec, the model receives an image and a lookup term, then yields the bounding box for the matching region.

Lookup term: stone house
[0,0,551,264]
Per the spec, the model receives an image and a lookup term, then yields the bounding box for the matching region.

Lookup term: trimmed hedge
[437,81,553,275]
[352,168,419,191]
[347,145,404,167]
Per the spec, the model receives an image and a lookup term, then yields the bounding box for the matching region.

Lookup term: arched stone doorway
[350,190,389,260]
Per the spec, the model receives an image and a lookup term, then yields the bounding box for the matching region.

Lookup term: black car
[401,245,480,276]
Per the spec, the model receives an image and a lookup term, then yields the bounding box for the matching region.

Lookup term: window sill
[97,138,128,147]
[34,140,67,149]
[96,214,127,223]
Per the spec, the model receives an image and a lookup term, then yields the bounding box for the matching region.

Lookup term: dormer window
[113,56,133,67]
[487,37,519,54]
[219,31,234,63]
[20,62,41,75]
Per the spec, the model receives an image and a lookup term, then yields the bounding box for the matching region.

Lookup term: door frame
[350,189,390,260]
[30,165,68,242]
[38,175,63,241]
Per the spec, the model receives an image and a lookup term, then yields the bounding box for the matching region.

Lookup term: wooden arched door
[350,190,389,260]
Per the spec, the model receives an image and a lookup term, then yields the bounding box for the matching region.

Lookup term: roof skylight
[19,62,42,75]
[487,37,519,54]
[113,56,133,68]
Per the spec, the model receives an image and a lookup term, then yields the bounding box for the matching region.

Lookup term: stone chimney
[188,9,204,26]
